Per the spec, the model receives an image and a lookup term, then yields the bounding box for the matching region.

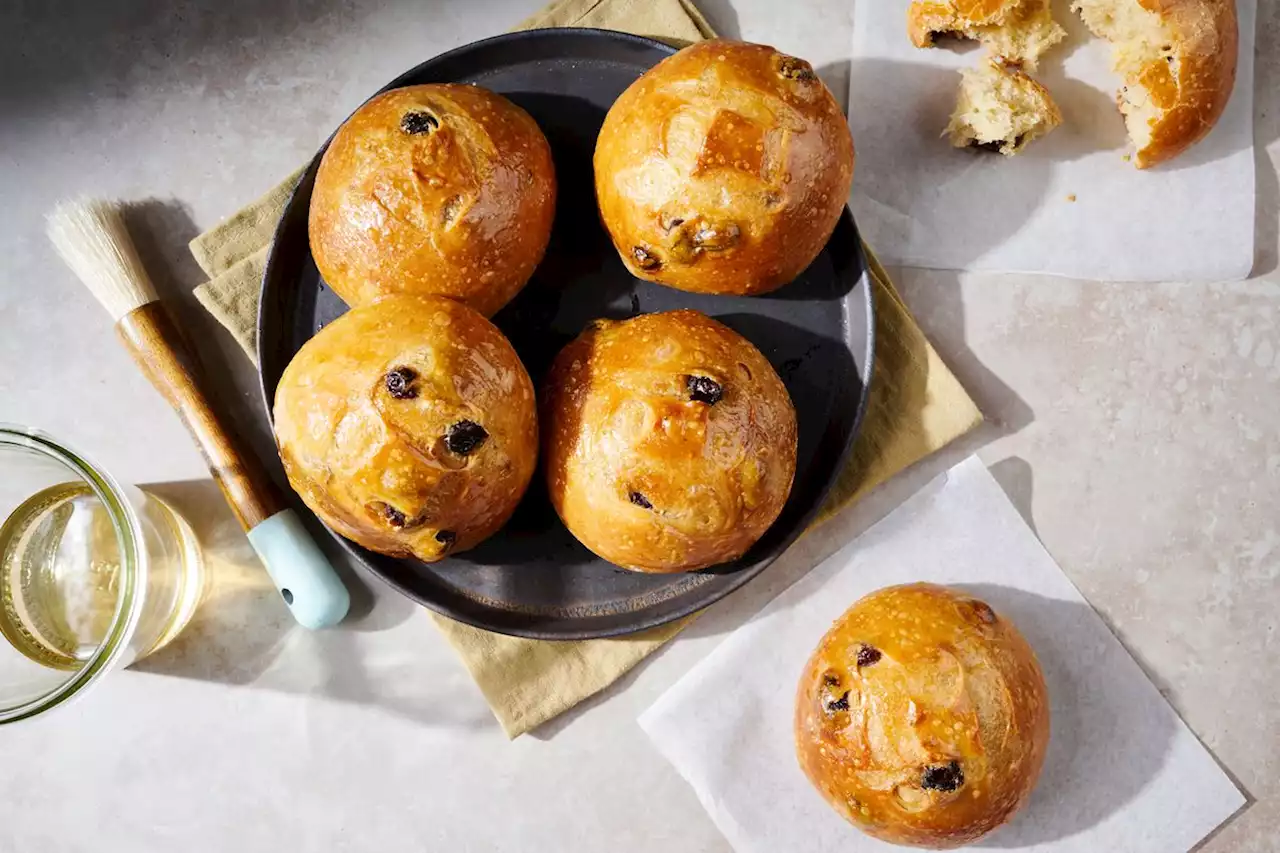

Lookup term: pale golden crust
[908,0,1025,46]
[910,0,1066,66]
[1131,0,1238,168]
[795,584,1050,848]
[593,40,854,296]
[542,311,797,572]
[273,296,538,562]
[309,84,555,315]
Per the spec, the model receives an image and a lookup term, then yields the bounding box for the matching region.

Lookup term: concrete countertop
[0,1,1275,850]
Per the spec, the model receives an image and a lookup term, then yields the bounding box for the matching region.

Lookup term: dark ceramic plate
[259,28,875,639]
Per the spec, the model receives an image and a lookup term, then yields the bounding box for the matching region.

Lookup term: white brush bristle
[46,198,158,322]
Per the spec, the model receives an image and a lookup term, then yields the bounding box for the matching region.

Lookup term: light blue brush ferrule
[246,509,350,629]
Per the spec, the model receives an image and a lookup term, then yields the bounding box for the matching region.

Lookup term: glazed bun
[795,583,1050,848]
[593,40,854,295]
[310,84,556,315]
[542,310,797,572]
[273,295,537,562]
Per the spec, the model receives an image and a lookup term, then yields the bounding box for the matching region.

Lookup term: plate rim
[257,26,877,639]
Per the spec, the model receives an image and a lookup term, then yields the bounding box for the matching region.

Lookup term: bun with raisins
[795,583,1050,848]
[541,310,797,572]
[593,40,854,296]
[310,84,555,316]
[272,295,537,562]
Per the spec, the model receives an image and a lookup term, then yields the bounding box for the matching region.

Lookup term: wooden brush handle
[117,302,285,531]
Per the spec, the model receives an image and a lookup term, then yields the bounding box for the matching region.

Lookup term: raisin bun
[309,84,555,316]
[542,310,797,573]
[796,584,1050,848]
[1073,0,1237,168]
[593,40,854,296]
[273,295,537,562]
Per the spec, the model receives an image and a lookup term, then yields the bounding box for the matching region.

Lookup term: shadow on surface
[988,455,1037,537]
[893,266,1036,435]
[847,56,1056,272]
[1252,0,1280,277]
[1032,0,1131,162]
[0,0,381,119]
[681,260,1035,645]
[135,478,295,685]
[528,628,681,740]
[134,479,482,727]
[122,197,282,458]
[693,0,741,40]
[964,584,1178,847]
[496,91,616,381]
[715,311,861,554]
[817,59,851,114]
[760,223,860,301]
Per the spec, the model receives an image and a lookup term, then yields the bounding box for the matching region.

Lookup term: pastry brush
[46,198,350,629]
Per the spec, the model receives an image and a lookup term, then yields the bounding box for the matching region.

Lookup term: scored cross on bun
[309,84,556,315]
[542,310,797,573]
[593,40,855,296]
[273,296,538,563]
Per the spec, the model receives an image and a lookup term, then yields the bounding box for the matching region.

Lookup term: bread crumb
[1122,153,1132,162]
[1066,193,1077,202]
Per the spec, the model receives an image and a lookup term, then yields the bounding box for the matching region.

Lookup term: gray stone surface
[0,1,1274,850]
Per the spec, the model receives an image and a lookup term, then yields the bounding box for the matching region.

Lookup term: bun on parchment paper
[795,583,1050,848]
[1072,0,1238,168]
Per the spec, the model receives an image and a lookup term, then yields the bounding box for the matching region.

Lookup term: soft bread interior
[970,0,1067,66]
[1071,0,1178,159]
[1073,0,1174,74]
[912,0,1066,66]
[946,59,1063,155]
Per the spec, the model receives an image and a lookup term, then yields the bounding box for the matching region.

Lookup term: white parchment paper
[639,457,1244,852]
[847,0,1257,282]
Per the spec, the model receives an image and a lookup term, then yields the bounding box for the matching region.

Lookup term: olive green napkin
[190,0,983,738]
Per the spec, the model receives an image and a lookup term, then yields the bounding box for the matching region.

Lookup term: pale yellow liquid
[0,483,205,670]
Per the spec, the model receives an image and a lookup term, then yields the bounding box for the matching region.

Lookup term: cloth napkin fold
[189,0,984,738]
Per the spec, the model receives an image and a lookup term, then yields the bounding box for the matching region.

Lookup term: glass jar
[0,426,205,723]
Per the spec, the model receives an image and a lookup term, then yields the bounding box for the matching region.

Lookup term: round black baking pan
[259,28,875,639]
